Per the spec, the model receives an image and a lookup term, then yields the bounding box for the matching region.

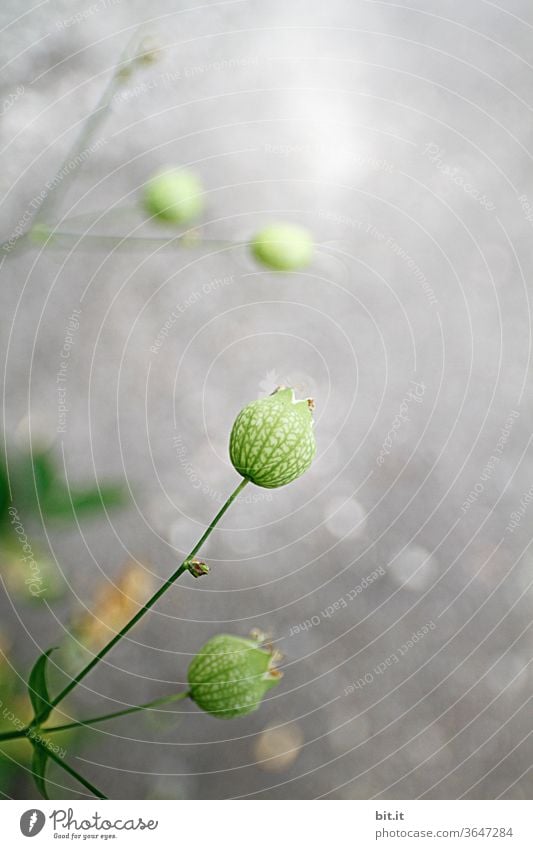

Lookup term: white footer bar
[2,799,532,848]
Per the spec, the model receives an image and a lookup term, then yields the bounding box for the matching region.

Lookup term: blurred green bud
[116,65,134,83]
[229,387,316,488]
[250,223,313,270]
[136,36,160,65]
[29,223,51,245]
[188,633,282,719]
[143,168,203,224]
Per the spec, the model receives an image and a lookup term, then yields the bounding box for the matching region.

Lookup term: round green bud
[188,633,281,719]
[250,223,313,271]
[229,387,316,488]
[143,168,203,224]
[29,222,51,245]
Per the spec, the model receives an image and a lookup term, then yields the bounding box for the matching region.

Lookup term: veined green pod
[188,633,282,719]
[229,387,316,488]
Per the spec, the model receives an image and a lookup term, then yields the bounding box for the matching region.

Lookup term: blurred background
[0,0,532,800]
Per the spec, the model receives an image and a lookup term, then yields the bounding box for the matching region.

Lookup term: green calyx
[250,223,313,271]
[229,387,316,488]
[187,558,209,578]
[143,168,203,224]
[188,634,282,719]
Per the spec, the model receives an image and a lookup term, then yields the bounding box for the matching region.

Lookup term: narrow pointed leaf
[32,740,107,800]
[32,450,57,496]
[43,484,125,520]
[31,742,50,799]
[0,459,9,519]
[28,648,57,723]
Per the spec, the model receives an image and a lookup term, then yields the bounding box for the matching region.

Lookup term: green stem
[0,728,27,742]
[43,691,190,735]
[31,230,237,252]
[0,30,144,256]
[56,206,139,227]
[44,745,107,799]
[33,478,248,724]
[0,692,190,743]
[32,32,143,230]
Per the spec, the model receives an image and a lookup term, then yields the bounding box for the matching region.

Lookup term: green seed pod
[250,223,313,271]
[188,634,282,719]
[229,387,316,488]
[143,168,203,224]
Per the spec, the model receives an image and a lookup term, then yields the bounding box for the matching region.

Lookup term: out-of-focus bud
[143,168,203,224]
[229,387,316,488]
[188,633,282,719]
[250,223,313,270]
[136,36,161,65]
[253,722,304,772]
[69,561,154,652]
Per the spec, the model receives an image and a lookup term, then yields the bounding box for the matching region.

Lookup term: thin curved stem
[43,691,190,735]
[0,29,145,256]
[32,30,144,230]
[55,206,139,227]
[30,230,238,252]
[0,692,190,743]
[32,478,248,724]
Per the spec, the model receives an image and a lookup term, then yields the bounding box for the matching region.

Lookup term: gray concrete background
[0,0,532,799]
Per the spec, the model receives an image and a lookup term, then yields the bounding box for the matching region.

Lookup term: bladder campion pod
[143,168,203,224]
[188,633,282,719]
[250,223,313,270]
[230,387,316,488]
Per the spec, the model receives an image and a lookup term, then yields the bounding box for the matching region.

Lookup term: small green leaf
[31,742,50,799]
[32,450,57,496]
[0,460,9,520]
[6,447,57,517]
[71,484,126,513]
[42,484,125,520]
[7,445,126,523]
[28,648,57,723]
